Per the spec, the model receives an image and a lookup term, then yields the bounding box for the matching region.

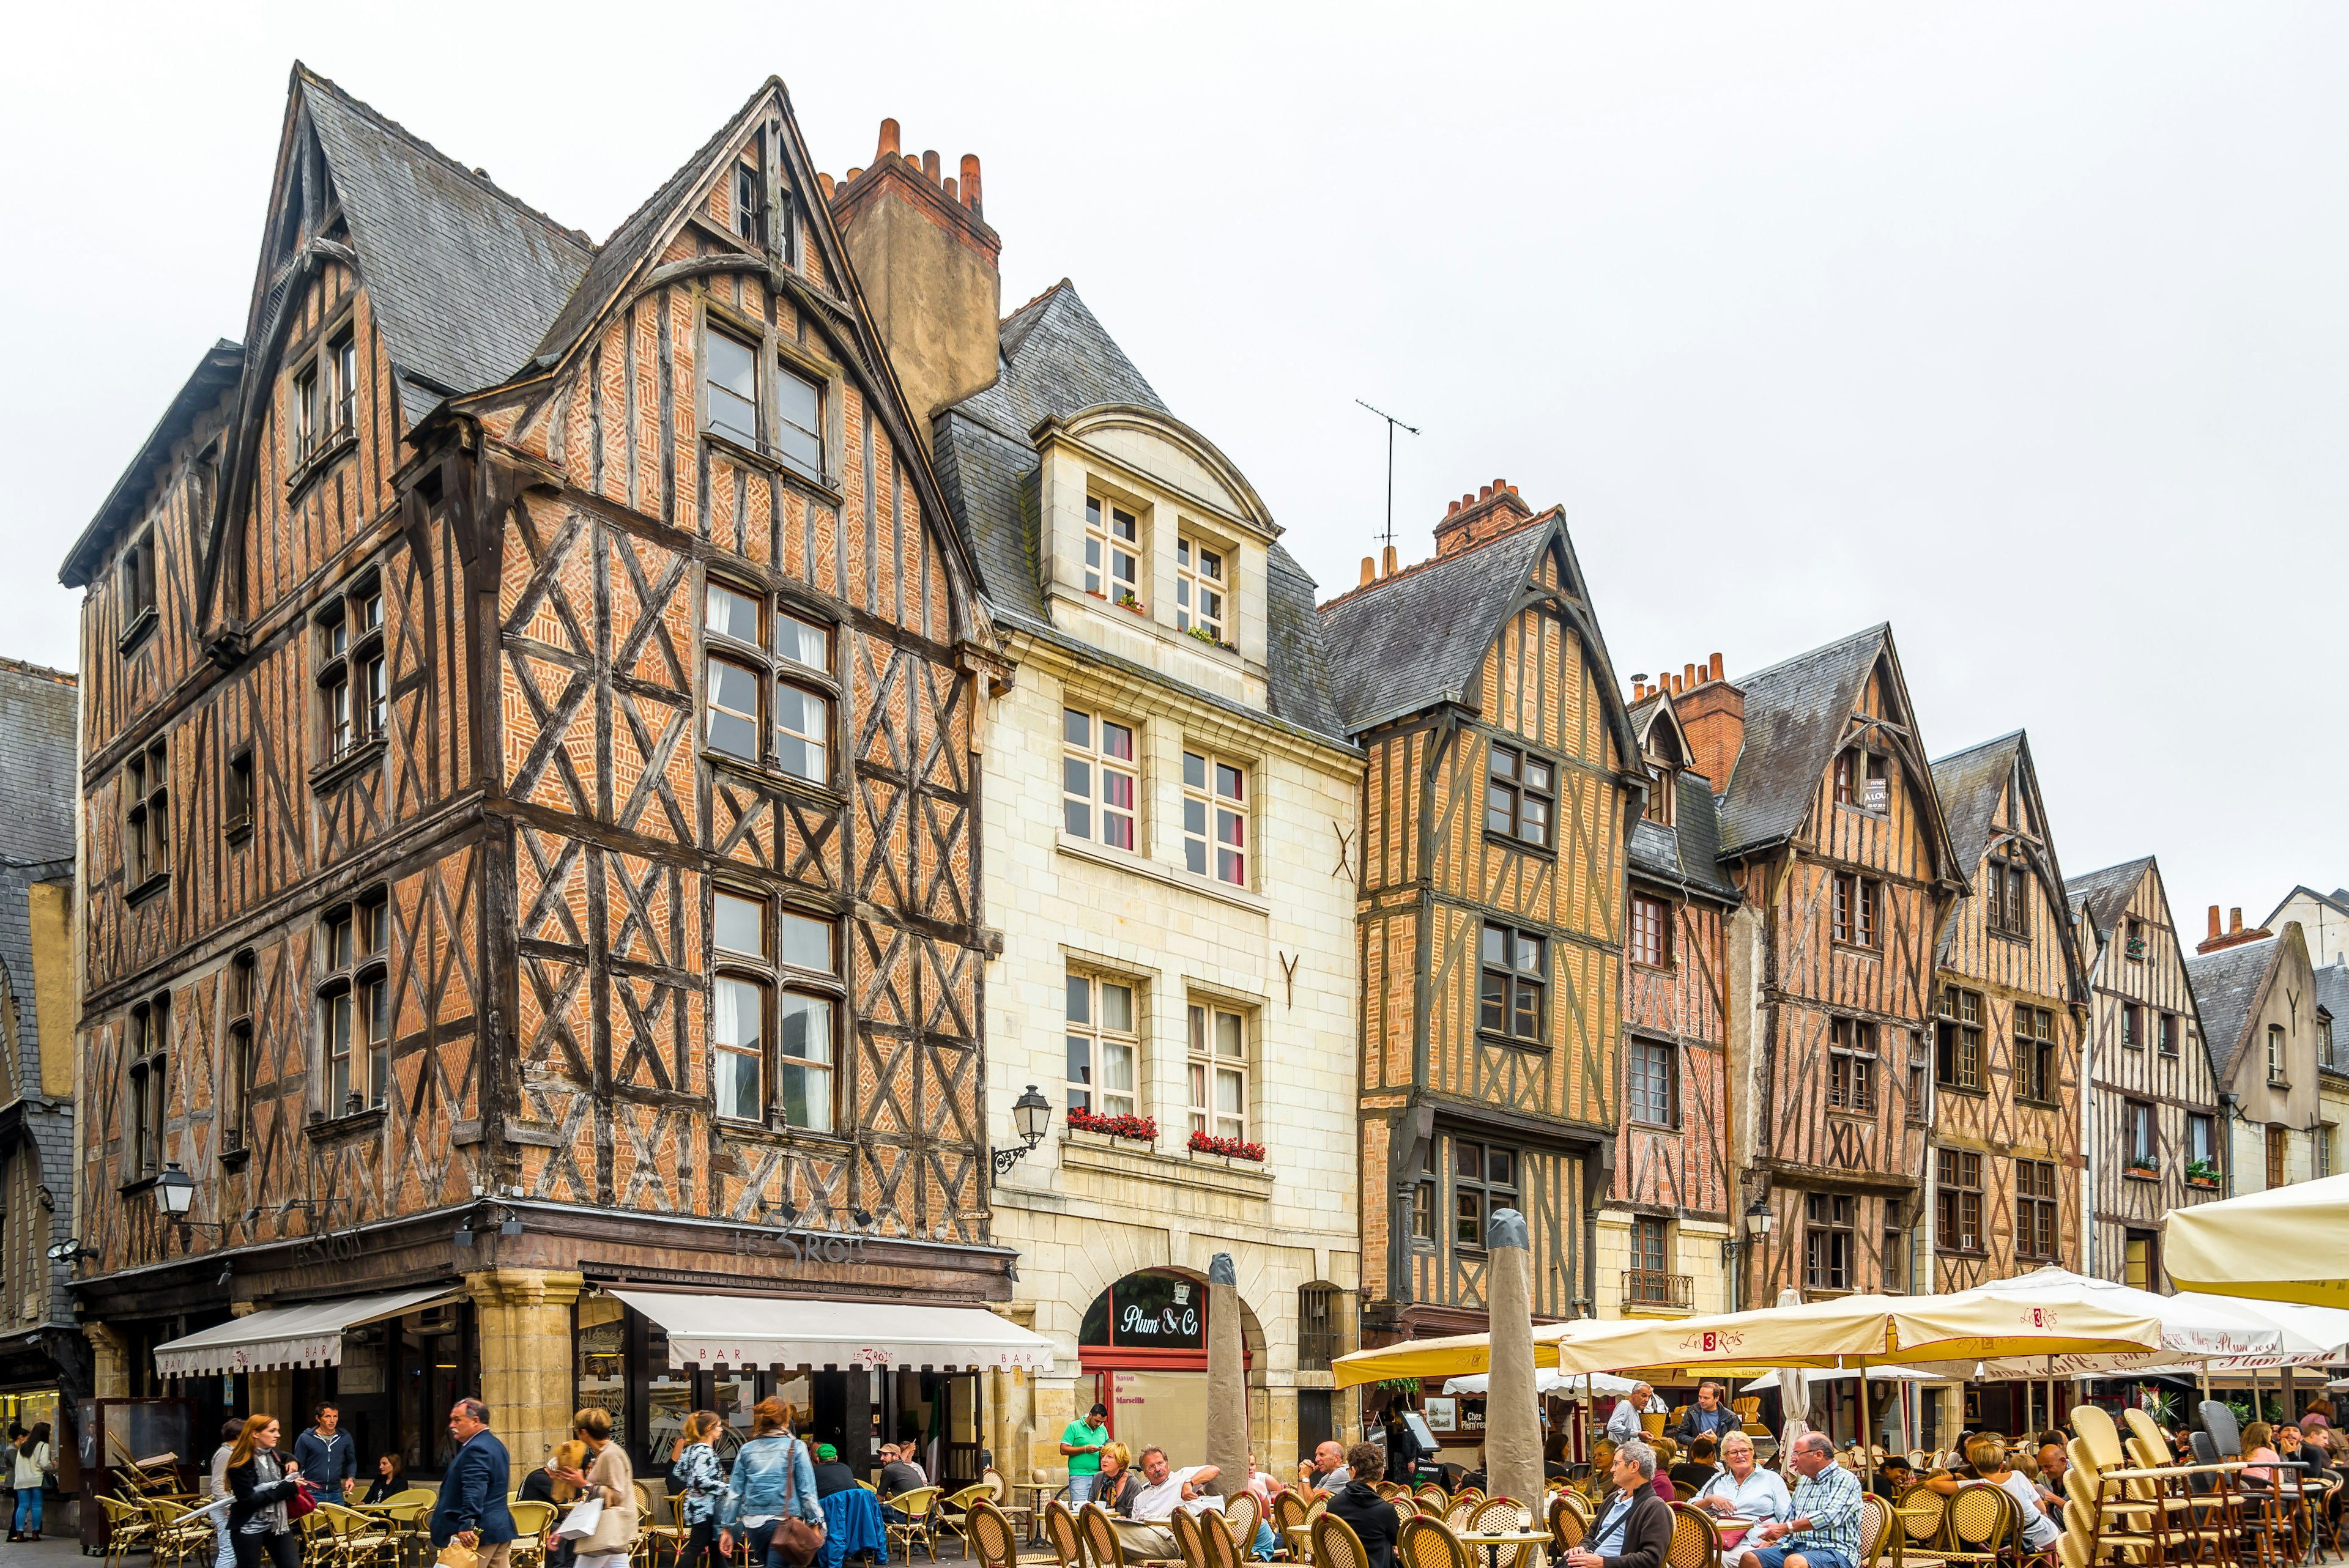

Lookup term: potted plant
[1186,1130,1266,1163]
[1067,1108,1157,1144]
[2184,1158,2220,1189]
[1184,625,1235,652]
[1115,590,1146,615]
[2125,1155,2160,1179]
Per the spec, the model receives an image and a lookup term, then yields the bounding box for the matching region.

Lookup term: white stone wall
[979,601,1362,1481]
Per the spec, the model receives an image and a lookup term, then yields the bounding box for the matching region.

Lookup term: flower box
[2124,1161,2160,1180]
[1067,1109,1157,1142]
[1115,592,1147,615]
[2184,1159,2221,1189]
[1186,1131,1266,1163]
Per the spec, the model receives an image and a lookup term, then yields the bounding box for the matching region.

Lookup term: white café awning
[156,1285,461,1378]
[611,1290,1055,1372]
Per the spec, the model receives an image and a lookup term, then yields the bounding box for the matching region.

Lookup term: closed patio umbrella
[1204,1252,1246,1500]
[2165,1174,2349,1307]
[1484,1208,1543,1506]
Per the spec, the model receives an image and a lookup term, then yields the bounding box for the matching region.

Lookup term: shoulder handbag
[770,1439,827,1568]
[554,1496,605,1542]
[579,1454,639,1556]
[286,1477,319,1520]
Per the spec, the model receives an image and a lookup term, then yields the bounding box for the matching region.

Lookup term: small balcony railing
[1622,1269,1694,1309]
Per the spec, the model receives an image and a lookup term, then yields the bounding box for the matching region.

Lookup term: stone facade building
[2191,917,2329,1197]
[0,659,82,1427]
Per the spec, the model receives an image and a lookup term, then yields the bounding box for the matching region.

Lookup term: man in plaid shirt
[1736,1433,1865,1568]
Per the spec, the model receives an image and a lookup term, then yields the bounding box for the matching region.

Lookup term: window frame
[118,528,159,637]
[2266,1125,2289,1188]
[699,309,831,481]
[223,952,256,1155]
[2015,1005,2058,1106]
[1483,741,1556,851]
[1181,749,1249,887]
[316,887,390,1117]
[1479,921,1548,1044]
[1987,854,2030,939]
[2158,1010,2180,1057]
[225,745,254,841]
[1831,871,1882,949]
[1083,494,1142,606]
[2187,1112,2217,1169]
[2268,1024,2289,1085]
[700,577,840,789]
[125,994,170,1183]
[124,737,170,891]
[2016,1158,2058,1260]
[1186,1000,1249,1144]
[1628,893,1673,969]
[1833,747,1891,814]
[1936,985,1984,1091]
[1934,1147,1984,1254]
[286,314,360,476]
[709,884,842,1134]
[1174,534,1230,645]
[1062,708,1139,852]
[1828,1016,1879,1113]
[1626,1036,1679,1128]
[315,572,387,766]
[1804,1192,1855,1291]
[1064,971,1140,1121]
[1450,1138,1518,1253]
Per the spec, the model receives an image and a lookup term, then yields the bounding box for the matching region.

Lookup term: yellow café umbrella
[2164,1172,2349,1308]
[1331,1317,1610,1389]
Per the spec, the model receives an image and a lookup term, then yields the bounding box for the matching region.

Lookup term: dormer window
[289,322,358,470]
[1085,497,1140,605]
[1835,747,1890,812]
[1643,761,1675,824]
[733,161,765,246]
[1176,536,1226,644]
[2125,916,2146,961]
[1987,850,2030,937]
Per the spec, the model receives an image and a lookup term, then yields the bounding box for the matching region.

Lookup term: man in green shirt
[1062,1403,1111,1504]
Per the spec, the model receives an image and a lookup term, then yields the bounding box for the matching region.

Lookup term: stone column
[84,1322,130,1399]
[466,1267,585,1468]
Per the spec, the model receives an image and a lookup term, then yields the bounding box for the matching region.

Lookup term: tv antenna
[1355,399,1421,555]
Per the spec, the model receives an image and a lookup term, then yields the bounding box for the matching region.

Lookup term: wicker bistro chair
[1933,1483,2018,1568]
[1377,1483,1407,1501]
[1856,1495,1894,1568]
[1443,1496,1482,1533]
[321,1501,404,1568]
[1274,1490,1313,1553]
[938,1483,995,1559]
[1400,1514,1475,1568]
[1224,1490,1265,1553]
[1081,1501,1137,1568]
[1312,1512,1373,1568]
[889,1486,948,1565]
[1170,1505,1211,1568]
[1663,1504,1719,1568]
[146,1497,223,1568]
[962,1500,1020,1568]
[507,1500,558,1568]
[1045,1500,1089,1568]
[1391,1498,1420,1530]
[1465,1496,1532,1533]
[1416,1485,1451,1510]
[1548,1492,1587,1554]
[98,1494,157,1568]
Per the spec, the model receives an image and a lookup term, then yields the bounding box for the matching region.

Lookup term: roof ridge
[2064,854,2156,891]
[1931,728,2026,766]
[1736,621,1891,688]
[1315,509,1556,614]
[0,656,77,687]
[295,63,592,250]
[1003,278,1072,327]
[580,78,768,251]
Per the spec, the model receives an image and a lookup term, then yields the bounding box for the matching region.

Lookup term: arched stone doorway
[1077,1268,1262,1461]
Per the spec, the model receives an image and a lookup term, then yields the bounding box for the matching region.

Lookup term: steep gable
[2188,936,2282,1082]
[2068,855,2158,942]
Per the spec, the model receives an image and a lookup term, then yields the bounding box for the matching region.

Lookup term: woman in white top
[1969,1437,2060,1553]
[1689,1432,1793,1523]
[10,1422,54,1542]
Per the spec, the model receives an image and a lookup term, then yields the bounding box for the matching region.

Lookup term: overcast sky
[4,3,2342,933]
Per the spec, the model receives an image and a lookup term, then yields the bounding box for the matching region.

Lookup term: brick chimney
[828,118,1001,443]
[1434,480,1535,557]
[1673,652,1743,794]
[2196,902,2275,954]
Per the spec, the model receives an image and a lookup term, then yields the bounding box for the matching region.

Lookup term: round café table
[1456,1528,1553,1568]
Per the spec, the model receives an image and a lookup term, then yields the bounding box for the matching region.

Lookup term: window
[2268,1023,2288,1084]
[1066,973,1137,1118]
[331,331,357,435]
[1627,1215,1683,1304]
[2188,1113,2217,1168]
[1935,1148,1983,1252]
[1987,856,2030,938]
[317,576,385,761]
[2121,1002,2143,1049]
[1063,710,1137,851]
[126,995,169,1180]
[1182,752,1246,885]
[2125,915,2146,960]
[2124,1100,2154,1167]
[1297,1284,1341,1372]
[1186,1004,1247,1142]
[1627,1038,1677,1126]
[1832,873,1881,947]
[1629,895,1672,968]
[1175,537,1226,643]
[1883,1226,1907,1293]
[711,887,839,1131]
[1828,1017,1877,1112]
[1479,922,1546,1041]
[1834,748,1890,812]
[224,953,256,1154]
[2323,1015,2337,1070]
[124,738,169,887]
[1410,1141,1434,1243]
[226,747,253,837]
[773,361,823,479]
[1484,742,1554,849]
[1452,1141,1517,1249]
[2016,1006,2057,1104]
[2123,1231,2156,1292]
[319,889,388,1114]
[294,361,320,462]
[1642,760,1676,826]
[2017,1159,2058,1259]
[1804,1193,1854,1290]
[119,529,157,628]
[1936,986,1983,1089]
[1085,495,1140,603]
[705,330,760,449]
[2267,1125,2289,1188]
[703,582,836,785]
[2321,1125,2336,1180]
[289,325,358,467]
[733,160,765,246]
[2159,1011,2180,1057]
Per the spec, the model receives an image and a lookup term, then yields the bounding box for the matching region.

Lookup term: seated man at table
[1564,1441,1672,1568]
[1691,1432,1792,1524]
[1669,1435,1722,1499]
[879,1444,929,1522]
[1325,1444,1401,1568]
[1735,1433,1865,1568]
[812,1444,857,1498]
[1301,1441,1351,1495]
[1111,1446,1222,1560]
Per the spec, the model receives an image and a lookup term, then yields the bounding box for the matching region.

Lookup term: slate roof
[929,282,1344,745]
[1715,624,1890,857]
[2186,936,2280,1082]
[0,661,80,869]
[1629,771,1741,903]
[297,67,593,420]
[1315,523,1554,735]
[1930,731,2022,875]
[2317,958,2348,1078]
[61,340,242,587]
[2068,856,2156,940]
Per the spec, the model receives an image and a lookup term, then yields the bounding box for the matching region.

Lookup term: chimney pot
[922,149,941,182]
[1446,500,1460,517]
[2208,905,2222,939]
[1710,652,1724,681]
[1685,662,1698,689]
[846,166,863,183]
[877,119,900,159]
[1360,557,1376,587]
[943,176,959,202]
[904,152,920,169]
[817,172,836,199]
[1383,544,1400,576]
[962,153,982,212]
[1494,477,1507,492]
[2230,908,2244,933]
[1479,484,1494,503]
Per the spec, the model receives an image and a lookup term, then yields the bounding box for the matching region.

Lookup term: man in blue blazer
[431,1400,518,1567]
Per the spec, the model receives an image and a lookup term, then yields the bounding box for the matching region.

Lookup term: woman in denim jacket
[671,1411,727,1568]
[719,1399,819,1568]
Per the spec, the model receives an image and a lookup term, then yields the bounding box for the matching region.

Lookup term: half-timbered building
[2189,916,2328,1197]
[2066,856,2221,1289]
[1691,629,1967,1308]
[61,68,1035,1485]
[1923,733,2088,1290]
[1603,686,1745,1317]
[1317,484,1644,1369]
[896,248,1363,1474]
